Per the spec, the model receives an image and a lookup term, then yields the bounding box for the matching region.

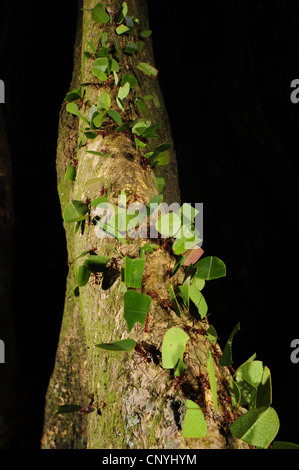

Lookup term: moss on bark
[41,0,249,449]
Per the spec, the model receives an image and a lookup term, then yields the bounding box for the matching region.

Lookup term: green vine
[57,2,298,450]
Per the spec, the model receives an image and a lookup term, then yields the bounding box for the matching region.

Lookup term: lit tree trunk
[41,0,248,449]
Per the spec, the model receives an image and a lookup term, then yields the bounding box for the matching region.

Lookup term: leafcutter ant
[81,393,95,415]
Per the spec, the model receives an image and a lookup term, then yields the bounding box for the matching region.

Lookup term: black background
[0,0,299,448]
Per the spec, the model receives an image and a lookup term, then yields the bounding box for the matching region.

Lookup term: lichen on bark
[41,0,249,450]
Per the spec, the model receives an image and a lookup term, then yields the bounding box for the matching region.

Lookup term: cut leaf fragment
[182,400,207,438]
[64,200,89,224]
[137,62,158,79]
[96,339,136,352]
[219,322,240,366]
[194,256,226,280]
[230,406,280,449]
[123,291,151,332]
[124,256,146,289]
[161,327,189,370]
[207,348,218,411]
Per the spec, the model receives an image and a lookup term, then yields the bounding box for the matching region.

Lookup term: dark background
[0,0,299,448]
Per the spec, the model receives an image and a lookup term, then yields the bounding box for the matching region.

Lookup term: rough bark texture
[41,0,249,449]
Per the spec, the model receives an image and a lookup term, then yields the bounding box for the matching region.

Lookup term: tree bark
[41,0,248,449]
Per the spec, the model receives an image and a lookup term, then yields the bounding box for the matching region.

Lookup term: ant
[134,342,153,364]
[218,389,232,404]
[143,315,150,333]
[185,326,206,336]
[91,272,100,286]
[223,411,234,425]
[210,344,222,359]
[139,155,150,171]
[97,400,107,416]
[161,238,173,253]
[81,393,95,415]
[100,186,108,196]
[172,373,186,391]
[147,291,174,312]
[199,373,210,390]
[142,274,151,284]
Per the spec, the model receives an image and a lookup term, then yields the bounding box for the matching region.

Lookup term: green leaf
[92,110,107,128]
[92,57,108,81]
[235,360,264,407]
[136,100,147,115]
[65,88,81,102]
[93,57,108,71]
[272,441,299,449]
[66,102,90,125]
[116,2,128,24]
[109,56,119,73]
[90,196,109,207]
[123,291,151,332]
[77,264,91,287]
[86,151,109,158]
[207,348,218,411]
[92,2,110,24]
[171,255,186,277]
[124,42,137,54]
[139,243,159,258]
[56,404,82,414]
[140,30,152,38]
[96,338,136,352]
[148,142,171,163]
[124,256,146,288]
[121,73,138,88]
[155,212,181,238]
[229,379,241,410]
[146,194,163,215]
[219,322,240,366]
[189,284,208,319]
[194,256,226,280]
[118,81,130,101]
[87,40,96,53]
[101,32,107,47]
[156,177,165,193]
[97,46,108,57]
[136,62,158,79]
[83,255,110,273]
[206,325,218,344]
[161,327,189,370]
[97,92,111,111]
[108,109,122,126]
[174,357,186,377]
[177,277,190,310]
[230,406,280,448]
[169,285,182,318]
[255,366,272,408]
[131,117,151,136]
[64,200,89,224]
[116,24,130,35]
[136,40,145,51]
[172,236,201,256]
[64,165,76,182]
[182,400,207,438]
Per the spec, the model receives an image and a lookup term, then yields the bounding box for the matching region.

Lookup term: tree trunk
[41,0,248,449]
